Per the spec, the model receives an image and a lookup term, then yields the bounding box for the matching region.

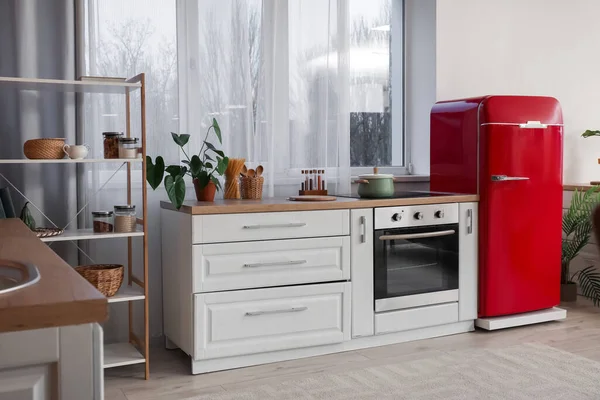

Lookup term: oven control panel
[374,203,459,229]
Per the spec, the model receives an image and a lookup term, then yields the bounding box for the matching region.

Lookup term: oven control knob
[435,210,445,219]
[414,212,424,220]
[392,213,402,222]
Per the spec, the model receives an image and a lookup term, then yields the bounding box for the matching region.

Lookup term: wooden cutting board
[288,195,337,202]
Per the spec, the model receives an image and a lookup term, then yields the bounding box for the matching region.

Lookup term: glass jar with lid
[103,132,123,159]
[114,205,136,233]
[118,137,140,159]
[92,211,114,233]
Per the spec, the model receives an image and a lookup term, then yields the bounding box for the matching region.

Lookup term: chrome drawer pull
[360,216,366,243]
[243,260,307,268]
[242,222,307,229]
[491,175,529,182]
[379,230,456,241]
[245,306,308,317]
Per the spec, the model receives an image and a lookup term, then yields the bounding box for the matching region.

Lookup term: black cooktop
[335,191,463,199]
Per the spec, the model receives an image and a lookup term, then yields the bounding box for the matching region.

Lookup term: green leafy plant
[146,118,229,209]
[562,187,600,305]
[582,130,600,138]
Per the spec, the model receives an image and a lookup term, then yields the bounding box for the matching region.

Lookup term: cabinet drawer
[374,303,459,335]
[194,283,351,360]
[192,210,350,244]
[193,237,350,292]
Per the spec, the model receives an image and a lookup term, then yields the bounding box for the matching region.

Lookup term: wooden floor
[105,300,600,400]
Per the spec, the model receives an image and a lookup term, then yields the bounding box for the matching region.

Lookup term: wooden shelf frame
[0,73,150,379]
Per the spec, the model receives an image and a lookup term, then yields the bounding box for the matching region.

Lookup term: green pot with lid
[355,168,396,198]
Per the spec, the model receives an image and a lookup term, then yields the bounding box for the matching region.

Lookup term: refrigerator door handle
[491,175,530,182]
[519,120,548,128]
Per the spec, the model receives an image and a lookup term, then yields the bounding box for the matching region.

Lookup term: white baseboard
[475,307,567,331]
[189,321,474,375]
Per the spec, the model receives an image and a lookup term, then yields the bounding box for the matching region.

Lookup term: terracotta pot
[560,282,578,302]
[193,179,217,202]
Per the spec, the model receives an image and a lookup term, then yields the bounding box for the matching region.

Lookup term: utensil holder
[224,177,241,199]
[241,176,264,200]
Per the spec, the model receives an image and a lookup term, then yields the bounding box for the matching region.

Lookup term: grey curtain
[0,0,77,263]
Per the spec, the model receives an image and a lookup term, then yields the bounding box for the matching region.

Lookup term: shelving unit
[0,75,150,379]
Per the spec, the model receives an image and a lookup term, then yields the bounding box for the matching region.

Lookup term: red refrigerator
[430,95,563,318]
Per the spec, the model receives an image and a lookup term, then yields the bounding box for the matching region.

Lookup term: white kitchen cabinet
[350,208,374,338]
[194,283,351,360]
[193,237,350,292]
[0,366,52,400]
[459,202,478,321]
[0,324,103,400]
[192,210,350,244]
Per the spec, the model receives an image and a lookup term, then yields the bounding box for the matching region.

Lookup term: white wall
[436,0,600,184]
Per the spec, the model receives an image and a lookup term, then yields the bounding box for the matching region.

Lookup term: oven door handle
[378,229,456,241]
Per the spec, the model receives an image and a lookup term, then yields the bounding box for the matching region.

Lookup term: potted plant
[146,118,229,208]
[561,187,600,304]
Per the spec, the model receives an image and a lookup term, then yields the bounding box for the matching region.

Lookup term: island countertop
[0,219,108,333]
[161,193,479,215]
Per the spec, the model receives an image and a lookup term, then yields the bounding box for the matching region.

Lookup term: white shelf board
[0,158,143,164]
[103,343,146,368]
[0,76,141,93]
[108,285,145,303]
[41,227,144,242]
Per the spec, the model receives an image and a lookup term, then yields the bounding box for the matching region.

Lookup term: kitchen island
[161,194,479,374]
[0,219,107,399]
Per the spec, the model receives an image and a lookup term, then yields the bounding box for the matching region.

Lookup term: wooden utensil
[224,158,246,199]
[241,165,248,177]
[247,169,256,178]
[256,165,263,177]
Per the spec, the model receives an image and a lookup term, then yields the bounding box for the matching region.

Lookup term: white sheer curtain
[177,0,351,196]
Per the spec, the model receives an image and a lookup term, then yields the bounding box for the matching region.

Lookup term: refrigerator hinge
[407,163,414,175]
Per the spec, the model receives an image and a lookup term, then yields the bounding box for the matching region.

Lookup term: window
[179,0,405,185]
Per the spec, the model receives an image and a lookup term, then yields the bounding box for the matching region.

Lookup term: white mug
[63,144,90,160]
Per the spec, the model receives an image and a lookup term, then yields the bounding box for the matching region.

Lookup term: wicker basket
[241,176,264,200]
[23,138,66,160]
[75,264,124,297]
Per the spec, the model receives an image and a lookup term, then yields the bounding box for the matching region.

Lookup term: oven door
[374,223,459,313]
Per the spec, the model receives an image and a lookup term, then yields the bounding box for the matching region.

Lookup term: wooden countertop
[161,193,479,215]
[0,219,107,333]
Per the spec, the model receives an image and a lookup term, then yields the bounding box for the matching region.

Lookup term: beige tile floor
[105,300,600,400]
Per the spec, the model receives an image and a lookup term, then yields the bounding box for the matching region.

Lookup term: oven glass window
[374,223,459,300]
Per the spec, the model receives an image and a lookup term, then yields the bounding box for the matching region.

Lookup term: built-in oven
[373,204,460,313]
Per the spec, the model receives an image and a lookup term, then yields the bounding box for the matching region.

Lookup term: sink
[0,260,40,294]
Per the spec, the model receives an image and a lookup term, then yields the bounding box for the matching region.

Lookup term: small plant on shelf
[561,186,600,305]
[146,118,229,208]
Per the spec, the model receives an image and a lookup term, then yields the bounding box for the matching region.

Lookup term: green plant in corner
[581,130,600,138]
[562,187,600,305]
[146,118,229,209]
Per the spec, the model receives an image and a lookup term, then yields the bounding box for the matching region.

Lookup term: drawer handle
[243,260,307,268]
[242,222,307,229]
[245,306,308,317]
